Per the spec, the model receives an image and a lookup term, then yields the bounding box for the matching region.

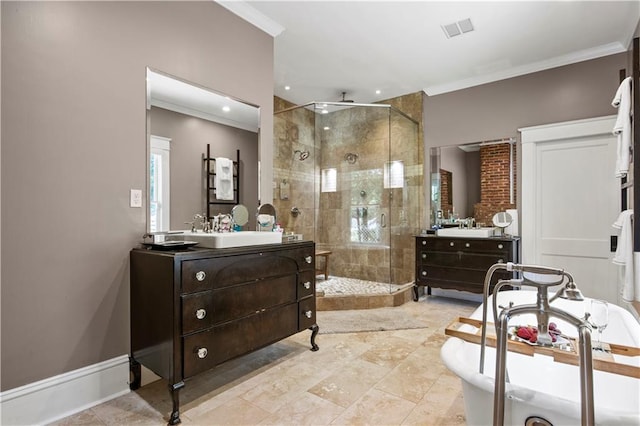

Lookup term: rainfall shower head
[339,91,354,103]
[294,149,310,161]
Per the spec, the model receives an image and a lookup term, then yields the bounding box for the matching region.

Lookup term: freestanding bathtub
[441,290,640,425]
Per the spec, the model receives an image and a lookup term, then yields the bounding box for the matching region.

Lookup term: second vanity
[414,234,520,299]
[130,240,318,425]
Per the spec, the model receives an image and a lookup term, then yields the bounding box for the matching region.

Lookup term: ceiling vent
[442,18,474,38]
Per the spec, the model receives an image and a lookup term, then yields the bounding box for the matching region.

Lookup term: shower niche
[274,101,421,294]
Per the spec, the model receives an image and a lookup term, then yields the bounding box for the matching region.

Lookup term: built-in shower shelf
[445,316,640,379]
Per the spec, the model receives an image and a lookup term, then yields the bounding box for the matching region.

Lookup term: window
[150,136,171,232]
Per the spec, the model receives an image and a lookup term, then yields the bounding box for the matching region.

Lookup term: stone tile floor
[50,296,478,426]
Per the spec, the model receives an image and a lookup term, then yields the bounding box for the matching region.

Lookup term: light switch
[130,189,142,208]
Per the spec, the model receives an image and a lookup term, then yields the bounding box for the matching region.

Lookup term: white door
[521,116,620,303]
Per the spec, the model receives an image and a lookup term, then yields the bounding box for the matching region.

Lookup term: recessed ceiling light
[375,89,381,95]
[222,106,231,112]
[321,109,328,114]
[284,86,291,91]
[323,126,330,130]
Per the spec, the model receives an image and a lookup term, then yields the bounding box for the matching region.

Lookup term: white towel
[612,209,634,301]
[215,157,234,200]
[612,77,632,178]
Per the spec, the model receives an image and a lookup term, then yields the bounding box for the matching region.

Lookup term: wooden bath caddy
[445,317,640,379]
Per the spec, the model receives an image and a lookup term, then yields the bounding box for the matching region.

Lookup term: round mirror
[492,211,513,229]
[231,204,249,227]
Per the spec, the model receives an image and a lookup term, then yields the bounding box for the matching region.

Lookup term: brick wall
[474,143,516,225]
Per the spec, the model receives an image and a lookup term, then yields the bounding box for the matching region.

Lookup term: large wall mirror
[146,68,260,232]
[430,138,516,227]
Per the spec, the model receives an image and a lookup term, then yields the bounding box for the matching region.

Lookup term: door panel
[521,117,619,303]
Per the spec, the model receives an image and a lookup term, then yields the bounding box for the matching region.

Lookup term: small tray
[145,240,199,250]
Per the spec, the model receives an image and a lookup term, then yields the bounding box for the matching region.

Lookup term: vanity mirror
[431,138,516,226]
[146,68,260,232]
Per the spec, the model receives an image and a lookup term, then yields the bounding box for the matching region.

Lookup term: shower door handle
[381,213,387,228]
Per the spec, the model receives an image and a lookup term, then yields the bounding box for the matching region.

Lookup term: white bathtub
[441,290,640,425]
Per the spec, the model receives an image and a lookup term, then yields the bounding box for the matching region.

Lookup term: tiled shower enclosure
[274,101,421,293]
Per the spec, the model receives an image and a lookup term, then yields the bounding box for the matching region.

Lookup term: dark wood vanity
[129,241,318,425]
[414,235,520,299]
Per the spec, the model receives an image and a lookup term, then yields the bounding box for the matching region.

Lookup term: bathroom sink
[436,227,496,238]
[171,231,282,248]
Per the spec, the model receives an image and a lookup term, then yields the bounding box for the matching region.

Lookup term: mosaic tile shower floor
[316,276,411,296]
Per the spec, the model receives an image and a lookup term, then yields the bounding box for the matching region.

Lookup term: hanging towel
[612,209,634,301]
[612,76,632,178]
[215,157,234,200]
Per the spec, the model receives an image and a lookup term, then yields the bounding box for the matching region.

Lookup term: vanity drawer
[420,251,508,269]
[298,271,315,299]
[182,253,299,293]
[457,239,512,253]
[278,247,315,272]
[298,297,316,330]
[181,291,214,335]
[417,238,462,251]
[210,274,297,325]
[183,303,298,378]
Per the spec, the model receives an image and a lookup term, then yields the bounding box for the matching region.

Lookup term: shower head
[339,91,354,103]
[344,152,358,164]
[294,149,310,161]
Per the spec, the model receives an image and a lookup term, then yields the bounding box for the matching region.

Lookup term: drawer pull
[304,310,313,319]
[422,240,426,246]
[421,271,427,277]
[421,253,427,259]
[197,347,208,359]
[195,271,206,281]
[450,242,454,247]
[305,256,312,264]
[303,281,311,289]
[465,243,470,248]
[498,259,504,263]
[195,308,207,320]
[498,244,504,249]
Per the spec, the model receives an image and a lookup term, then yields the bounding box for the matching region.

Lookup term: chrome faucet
[478,263,594,426]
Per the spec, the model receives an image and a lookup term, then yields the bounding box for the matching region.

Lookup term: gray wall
[1,1,273,391]
[424,52,628,148]
[150,107,259,230]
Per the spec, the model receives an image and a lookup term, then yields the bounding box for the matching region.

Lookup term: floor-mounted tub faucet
[479,262,594,426]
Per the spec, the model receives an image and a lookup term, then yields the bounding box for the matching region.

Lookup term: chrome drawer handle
[498,259,504,263]
[195,271,206,281]
[195,308,207,320]
[304,310,313,319]
[421,271,427,276]
[303,281,311,289]
[305,256,312,264]
[450,242,454,247]
[465,243,470,248]
[498,244,504,249]
[197,348,208,359]
[422,241,426,246]
[421,253,427,259]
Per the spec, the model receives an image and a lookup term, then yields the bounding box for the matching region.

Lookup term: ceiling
[220,1,640,106]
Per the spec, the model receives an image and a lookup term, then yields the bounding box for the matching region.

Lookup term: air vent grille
[442,18,474,38]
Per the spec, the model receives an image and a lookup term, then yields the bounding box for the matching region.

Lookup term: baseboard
[0,354,130,425]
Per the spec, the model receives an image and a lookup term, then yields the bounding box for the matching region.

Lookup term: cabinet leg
[168,381,184,425]
[412,284,420,302]
[309,324,319,351]
[129,357,141,390]
[427,286,432,296]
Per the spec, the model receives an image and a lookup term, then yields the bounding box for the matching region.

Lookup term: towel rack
[203,144,240,219]
[619,37,639,251]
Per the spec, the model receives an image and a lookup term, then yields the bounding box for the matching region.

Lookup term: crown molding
[425,42,626,96]
[215,1,285,37]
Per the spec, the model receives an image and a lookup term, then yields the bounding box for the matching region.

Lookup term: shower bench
[315,250,332,280]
